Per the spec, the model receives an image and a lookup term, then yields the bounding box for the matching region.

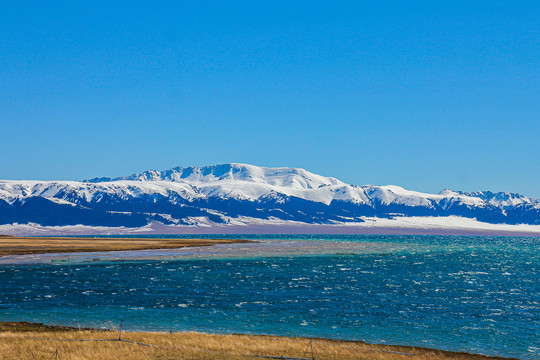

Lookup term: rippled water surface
[0,235,538,359]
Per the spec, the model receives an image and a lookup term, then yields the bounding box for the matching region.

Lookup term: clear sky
[1,1,539,197]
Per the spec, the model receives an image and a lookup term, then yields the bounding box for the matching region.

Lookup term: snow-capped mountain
[0,163,539,230]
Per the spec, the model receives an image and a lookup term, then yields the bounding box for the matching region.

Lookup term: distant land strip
[0,235,253,256]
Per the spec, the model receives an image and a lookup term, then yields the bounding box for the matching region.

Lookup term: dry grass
[0,323,516,360]
[0,236,252,256]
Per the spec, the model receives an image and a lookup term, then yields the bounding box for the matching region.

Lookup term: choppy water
[0,235,538,359]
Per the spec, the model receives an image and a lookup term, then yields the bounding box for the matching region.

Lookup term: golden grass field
[0,235,251,256]
[0,322,515,360]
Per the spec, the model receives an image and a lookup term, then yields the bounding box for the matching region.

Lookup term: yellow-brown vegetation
[0,236,252,256]
[0,322,515,360]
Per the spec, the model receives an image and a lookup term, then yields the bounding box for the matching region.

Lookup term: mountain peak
[3,163,540,230]
[85,163,344,190]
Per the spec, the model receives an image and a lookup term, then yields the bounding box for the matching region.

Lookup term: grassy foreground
[0,235,252,256]
[0,322,516,360]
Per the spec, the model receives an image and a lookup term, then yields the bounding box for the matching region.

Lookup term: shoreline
[3,218,540,237]
[0,235,253,256]
[0,322,519,360]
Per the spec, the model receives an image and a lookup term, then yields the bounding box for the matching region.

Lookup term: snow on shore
[2,216,540,237]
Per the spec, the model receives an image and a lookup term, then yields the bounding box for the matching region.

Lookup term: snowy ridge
[1,163,539,230]
[83,163,355,205]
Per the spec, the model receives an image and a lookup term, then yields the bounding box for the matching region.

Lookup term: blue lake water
[0,235,538,359]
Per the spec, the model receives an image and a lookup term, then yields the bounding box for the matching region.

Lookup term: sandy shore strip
[0,235,253,256]
[0,322,517,360]
[0,237,409,265]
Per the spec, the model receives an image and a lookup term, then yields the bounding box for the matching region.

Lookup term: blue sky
[1,1,539,197]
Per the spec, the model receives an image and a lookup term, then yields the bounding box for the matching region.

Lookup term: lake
[0,235,538,359]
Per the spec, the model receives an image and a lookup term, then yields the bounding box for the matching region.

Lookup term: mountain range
[1,163,539,233]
